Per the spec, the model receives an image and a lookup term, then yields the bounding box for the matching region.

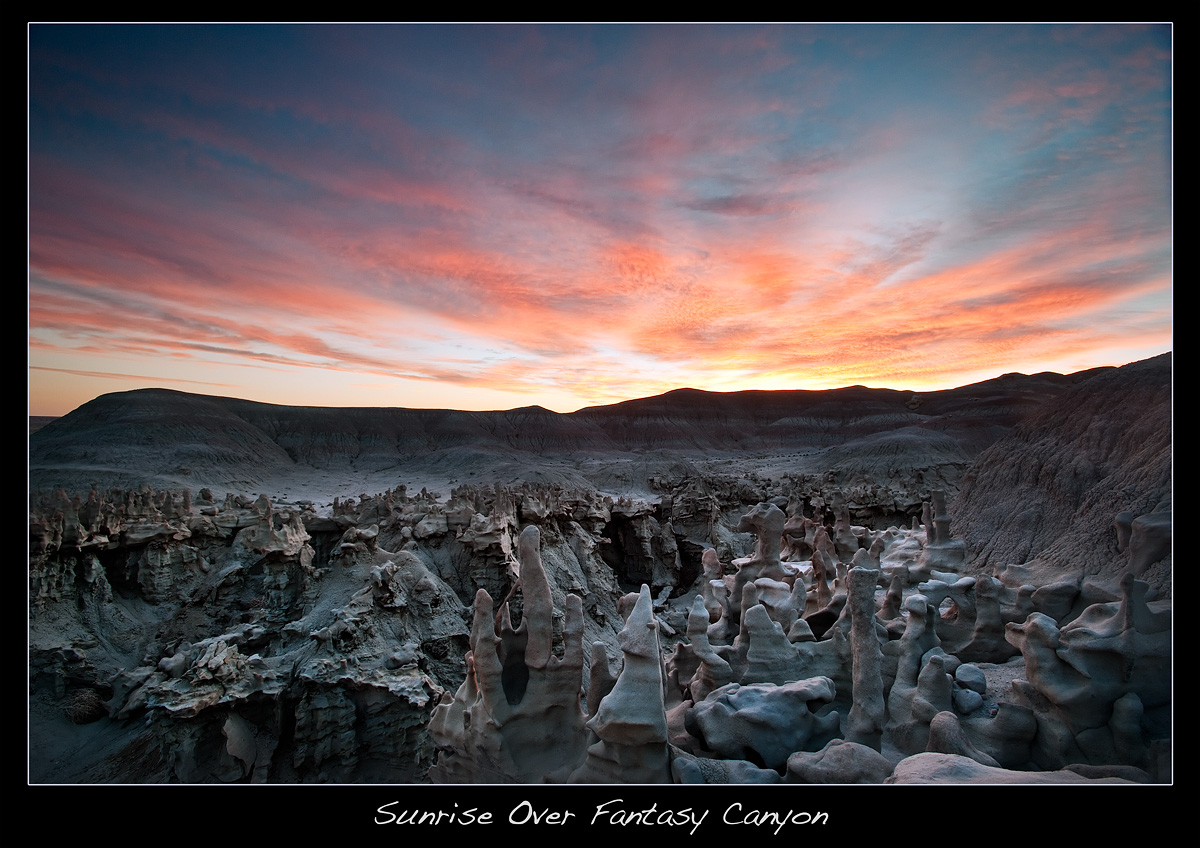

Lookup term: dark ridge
[29,416,58,436]
[29,358,1166,494]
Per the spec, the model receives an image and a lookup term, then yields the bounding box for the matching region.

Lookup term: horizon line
[28,351,1170,420]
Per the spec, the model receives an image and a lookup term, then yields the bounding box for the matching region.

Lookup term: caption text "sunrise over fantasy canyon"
[375,799,829,835]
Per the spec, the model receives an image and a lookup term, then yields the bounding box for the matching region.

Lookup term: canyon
[28,353,1171,785]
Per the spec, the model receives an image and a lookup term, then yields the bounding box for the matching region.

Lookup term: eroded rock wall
[952,353,1171,595]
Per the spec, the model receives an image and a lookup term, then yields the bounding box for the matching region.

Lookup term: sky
[28,24,1172,416]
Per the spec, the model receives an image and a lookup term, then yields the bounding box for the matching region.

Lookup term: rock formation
[1003,572,1169,771]
[569,586,672,783]
[28,355,1171,785]
[427,526,588,783]
[687,678,840,770]
[30,485,469,783]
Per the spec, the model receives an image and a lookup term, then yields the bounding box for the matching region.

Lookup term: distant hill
[28,416,58,436]
[28,363,1120,496]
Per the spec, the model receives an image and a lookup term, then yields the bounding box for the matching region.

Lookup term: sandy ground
[184,454,686,514]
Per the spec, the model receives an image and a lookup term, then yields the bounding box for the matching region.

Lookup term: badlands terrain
[28,353,1171,785]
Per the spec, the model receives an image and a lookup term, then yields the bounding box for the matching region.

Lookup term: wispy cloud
[29,24,1171,415]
